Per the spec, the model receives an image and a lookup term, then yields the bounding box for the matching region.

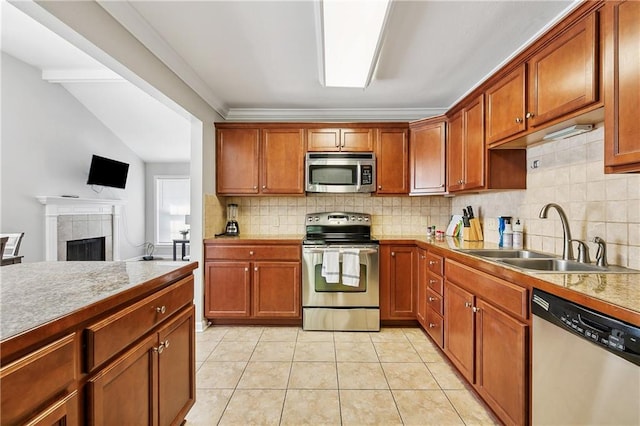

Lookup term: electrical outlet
[485,218,497,231]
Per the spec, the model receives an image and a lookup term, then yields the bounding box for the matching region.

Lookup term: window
[155,176,190,244]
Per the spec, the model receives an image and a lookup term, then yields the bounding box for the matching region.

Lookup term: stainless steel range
[302,212,379,331]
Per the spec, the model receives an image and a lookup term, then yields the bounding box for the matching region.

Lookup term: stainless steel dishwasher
[532,289,640,425]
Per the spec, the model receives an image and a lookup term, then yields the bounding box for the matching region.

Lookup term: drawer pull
[472,306,481,313]
[156,305,167,314]
[249,251,254,256]
[391,252,395,257]
[245,267,249,272]
[429,279,437,284]
[254,267,258,271]
[163,339,170,349]
[154,344,165,354]
[464,302,472,308]
[429,323,437,328]
[429,260,437,266]
[428,297,436,302]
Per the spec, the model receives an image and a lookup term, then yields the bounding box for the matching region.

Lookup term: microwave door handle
[356,163,362,192]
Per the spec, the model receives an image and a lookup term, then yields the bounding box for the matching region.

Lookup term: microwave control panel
[361,165,373,185]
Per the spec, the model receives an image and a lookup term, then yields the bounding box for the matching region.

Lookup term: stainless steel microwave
[305,152,376,193]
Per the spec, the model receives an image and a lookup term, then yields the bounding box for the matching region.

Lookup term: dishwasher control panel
[533,289,640,366]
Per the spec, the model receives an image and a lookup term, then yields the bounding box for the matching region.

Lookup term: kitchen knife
[467,206,475,219]
[462,209,470,227]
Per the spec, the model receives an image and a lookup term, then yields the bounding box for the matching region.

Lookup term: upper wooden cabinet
[216,126,305,195]
[307,127,374,152]
[485,64,527,144]
[603,0,640,173]
[409,117,446,195]
[376,127,409,194]
[448,95,485,192]
[527,13,598,128]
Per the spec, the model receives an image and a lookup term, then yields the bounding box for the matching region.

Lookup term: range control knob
[358,217,363,221]
[350,216,356,221]
[364,217,370,222]
[314,217,320,221]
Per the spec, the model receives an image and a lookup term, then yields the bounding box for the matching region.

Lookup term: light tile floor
[186,326,500,426]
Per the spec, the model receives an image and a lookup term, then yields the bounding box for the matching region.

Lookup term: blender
[224,203,239,236]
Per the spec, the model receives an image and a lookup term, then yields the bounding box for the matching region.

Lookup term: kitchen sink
[459,249,556,259]
[497,258,636,273]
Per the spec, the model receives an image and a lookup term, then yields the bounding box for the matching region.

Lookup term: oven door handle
[305,248,378,255]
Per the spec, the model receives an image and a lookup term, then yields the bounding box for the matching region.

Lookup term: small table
[172,239,190,261]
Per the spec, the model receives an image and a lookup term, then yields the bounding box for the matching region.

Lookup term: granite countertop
[204,235,303,243]
[0,260,196,341]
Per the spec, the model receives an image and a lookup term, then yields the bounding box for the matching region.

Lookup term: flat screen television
[87,155,129,189]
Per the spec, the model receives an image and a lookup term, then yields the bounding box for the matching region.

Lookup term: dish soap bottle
[513,218,524,249]
[503,220,513,248]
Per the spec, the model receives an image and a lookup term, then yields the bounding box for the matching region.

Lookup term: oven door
[302,245,379,308]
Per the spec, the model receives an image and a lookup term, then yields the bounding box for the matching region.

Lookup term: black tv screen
[87,155,129,189]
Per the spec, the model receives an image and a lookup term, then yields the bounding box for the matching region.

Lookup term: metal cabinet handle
[464,302,472,308]
[391,252,395,257]
[245,267,249,272]
[429,323,437,328]
[429,260,437,266]
[525,112,534,119]
[163,339,170,349]
[253,186,257,189]
[428,297,436,302]
[254,267,258,271]
[429,279,437,284]
[472,306,481,313]
[378,185,382,190]
[154,343,165,354]
[262,185,266,189]
[515,117,523,123]
[249,251,254,256]
[421,255,426,259]
[156,305,166,314]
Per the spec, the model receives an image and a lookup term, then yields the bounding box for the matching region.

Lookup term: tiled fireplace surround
[205,125,640,270]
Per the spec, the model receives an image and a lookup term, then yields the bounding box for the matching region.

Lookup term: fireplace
[67,237,106,261]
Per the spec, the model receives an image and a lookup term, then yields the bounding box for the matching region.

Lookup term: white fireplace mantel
[37,196,125,261]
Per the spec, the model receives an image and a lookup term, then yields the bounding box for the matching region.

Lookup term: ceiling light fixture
[319,0,391,88]
[542,124,594,141]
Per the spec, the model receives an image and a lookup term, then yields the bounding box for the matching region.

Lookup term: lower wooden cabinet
[380,245,416,320]
[88,306,195,426]
[204,243,301,321]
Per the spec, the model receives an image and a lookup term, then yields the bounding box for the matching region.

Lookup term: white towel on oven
[321,249,340,283]
[341,249,361,287]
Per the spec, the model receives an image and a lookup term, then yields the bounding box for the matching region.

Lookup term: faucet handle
[570,240,591,263]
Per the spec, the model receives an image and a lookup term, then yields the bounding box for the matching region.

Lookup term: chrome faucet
[539,203,574,261]
[592,236,608,267]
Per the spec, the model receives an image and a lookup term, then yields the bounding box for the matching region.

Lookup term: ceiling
[2,0,579,161]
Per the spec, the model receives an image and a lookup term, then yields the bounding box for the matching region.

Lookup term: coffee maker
[223,203,239,236]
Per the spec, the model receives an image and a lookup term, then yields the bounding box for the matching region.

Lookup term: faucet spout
[539,203,574,260]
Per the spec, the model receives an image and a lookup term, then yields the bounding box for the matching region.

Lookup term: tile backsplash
[453,123,640,270]
[204,123,639,269]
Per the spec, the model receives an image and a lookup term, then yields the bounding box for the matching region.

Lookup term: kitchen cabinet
[375,127,409,194]
[444,260,528,426]
[216,126,305,195]
[447,95,485,192]
[0,334,78,425]
[485,64,527,144]
[307,127,374,152]
[380,245,416,321]
[603,0,640,173]
[527,13,598,128]
[424,251,444,348]
[204,243,301,321]
[416,248,428,327]
[409,117,446,195]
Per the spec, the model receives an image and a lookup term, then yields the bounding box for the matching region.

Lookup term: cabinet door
[485,64,527,145]
[409,120,446,194]
[416,248,428,327]
[527,13,598,127]
[604,0,640,173]
[388,246,416,319]
[463,94,485,190]
[261,128,305,194]
[252,261,301,318]
[475,299,527,426]
[216,128,260,194]
[307,128,340,151]
[341,128,374,151]
[444,281,474,382]
[376,128,409,194]
[204,261,251,318]
[446,113,464,192]
[87,334,157,426]
[24,392,78,426]
[158,306,195,426]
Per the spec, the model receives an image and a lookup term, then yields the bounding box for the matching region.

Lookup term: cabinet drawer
[426,252,444,276]
[85,276,194,371]
[445,260,528,320]
[427,273,443,295]
[427,288,443,315]
[426,308,444,348]
[205,245,300,261]
[0,333,76,426]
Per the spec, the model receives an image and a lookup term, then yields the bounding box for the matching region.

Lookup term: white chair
[1,232,24,257]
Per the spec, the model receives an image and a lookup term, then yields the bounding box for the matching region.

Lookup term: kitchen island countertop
[0,260,197,342]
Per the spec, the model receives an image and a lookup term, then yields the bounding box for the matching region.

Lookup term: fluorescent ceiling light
[320,0,391,88]
[543,124,594,141]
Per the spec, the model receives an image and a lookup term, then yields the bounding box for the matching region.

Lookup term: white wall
[0,52,146,261]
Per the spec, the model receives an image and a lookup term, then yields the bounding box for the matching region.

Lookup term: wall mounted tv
[87,155,130,189]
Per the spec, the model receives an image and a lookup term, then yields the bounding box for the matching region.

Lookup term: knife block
[463,218,484,241]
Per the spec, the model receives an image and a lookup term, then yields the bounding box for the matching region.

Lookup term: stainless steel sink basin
[459,249,557,259]
[497,258,636,273]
